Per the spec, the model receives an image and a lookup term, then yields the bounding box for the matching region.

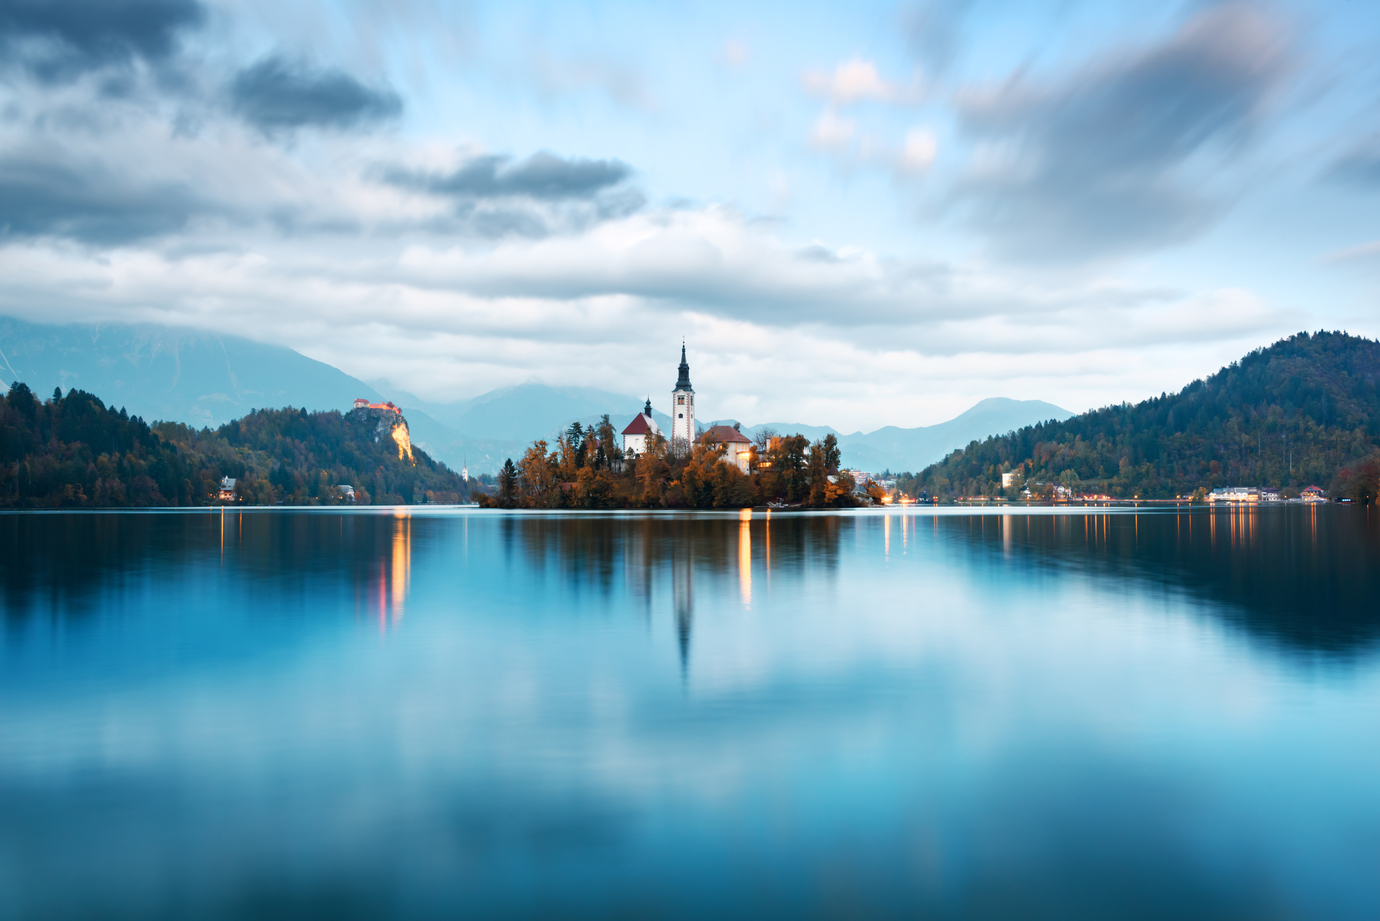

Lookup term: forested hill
[0,383,468,507]
[907,332,1380,501]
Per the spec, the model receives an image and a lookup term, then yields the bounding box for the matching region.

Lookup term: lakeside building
[622,347,702,459]
[1207,487,1285,504]
[613,348,760,476]
[704,425,752,472]
[1302,485,1326,503]
[217,477,236,502]
[1208,488,1259,503]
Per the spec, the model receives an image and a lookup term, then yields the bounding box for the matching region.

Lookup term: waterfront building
[1207,487,1270,504]
[704,424,752,472]
[621,398,661,456]
[217,477,237,502]
[1302,485,1326,503]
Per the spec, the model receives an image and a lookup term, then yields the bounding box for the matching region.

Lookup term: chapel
[620,347,751,472]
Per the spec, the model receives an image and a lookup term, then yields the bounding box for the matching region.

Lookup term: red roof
[705,424,750,444]
[622,413,655,436]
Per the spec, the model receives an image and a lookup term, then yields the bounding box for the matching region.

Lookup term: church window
[677,395,685,404]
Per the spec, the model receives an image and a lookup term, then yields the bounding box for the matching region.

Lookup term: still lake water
[1,506,1378,920]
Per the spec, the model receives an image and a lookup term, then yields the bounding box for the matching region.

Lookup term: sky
[0,0,1378,431]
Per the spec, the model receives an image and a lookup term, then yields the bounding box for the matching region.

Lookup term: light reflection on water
[0,506,1377,920]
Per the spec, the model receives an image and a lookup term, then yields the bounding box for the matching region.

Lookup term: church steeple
[675,342,692,391]
[670,343,696,453]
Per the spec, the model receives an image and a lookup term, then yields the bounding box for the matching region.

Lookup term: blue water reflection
[0,507,1377,919]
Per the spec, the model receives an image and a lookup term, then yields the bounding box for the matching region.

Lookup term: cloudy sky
[0,0,1377,430]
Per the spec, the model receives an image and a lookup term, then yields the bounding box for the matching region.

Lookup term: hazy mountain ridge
[0,317,385,427]
[3,317,1070,476]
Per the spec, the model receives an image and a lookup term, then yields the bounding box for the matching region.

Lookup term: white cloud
[0,200,1296,430]
[800,58,923,106]
[899,128,937,173]
[0,10,1321,433]
[809,110,855,150]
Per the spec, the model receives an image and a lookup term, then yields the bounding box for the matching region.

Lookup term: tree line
[479,417,876,509]
[900,331,1380,502]
[0,383,468,507]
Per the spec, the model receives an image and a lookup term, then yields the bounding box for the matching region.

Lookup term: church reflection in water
[499,511,843,675]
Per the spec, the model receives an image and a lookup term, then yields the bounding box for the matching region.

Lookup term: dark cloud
[0,151,209,243]
[387,151,632,202]
[905,0,979,78]
[230,56,403,132]
[952,2,1290,262]
[1326,140,1380,189]
[458,205,550,240]
[379,151,639,239]
[0,0,204,81]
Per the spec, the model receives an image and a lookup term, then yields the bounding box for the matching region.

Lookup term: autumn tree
[518,440,557,508]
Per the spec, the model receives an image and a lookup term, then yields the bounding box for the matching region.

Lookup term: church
[621,346,752,472]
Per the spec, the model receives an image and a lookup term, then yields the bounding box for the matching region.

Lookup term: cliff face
[349,407,414,464]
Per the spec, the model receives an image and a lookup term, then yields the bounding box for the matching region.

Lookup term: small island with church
[478,345,876,509]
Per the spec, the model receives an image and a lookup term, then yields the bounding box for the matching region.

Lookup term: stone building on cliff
[350,398,413,463]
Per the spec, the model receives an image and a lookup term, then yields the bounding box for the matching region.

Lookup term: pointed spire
[675,342,692,391]
[644,396,653,415]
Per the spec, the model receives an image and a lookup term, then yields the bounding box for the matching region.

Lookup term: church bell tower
[671,343,695,453]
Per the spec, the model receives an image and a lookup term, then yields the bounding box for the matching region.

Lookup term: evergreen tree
[499,458,518,507]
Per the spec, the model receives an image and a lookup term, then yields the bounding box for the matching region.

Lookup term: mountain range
[908,331,1380,500]
[0,316,1071,475]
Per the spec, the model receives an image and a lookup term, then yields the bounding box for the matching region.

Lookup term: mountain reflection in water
[0,506,1377,920]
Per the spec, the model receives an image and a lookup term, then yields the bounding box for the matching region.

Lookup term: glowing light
[738,517,751,606]
[390,514,411,626]
[391,423,414,464]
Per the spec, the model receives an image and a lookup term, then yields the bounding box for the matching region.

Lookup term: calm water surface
[1,506,1378,920]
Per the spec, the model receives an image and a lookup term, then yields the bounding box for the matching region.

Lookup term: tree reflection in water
[497,512,845,672]
[914,506,1380,657]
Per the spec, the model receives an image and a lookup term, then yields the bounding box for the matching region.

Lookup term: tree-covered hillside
[0,383,468,507]
[906,332,1380,501]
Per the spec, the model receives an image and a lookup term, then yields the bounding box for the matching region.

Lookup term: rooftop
[622,413,658,436]
[705,424,750,444]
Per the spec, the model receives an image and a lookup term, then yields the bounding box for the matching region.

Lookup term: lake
[0,506,1377,920]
